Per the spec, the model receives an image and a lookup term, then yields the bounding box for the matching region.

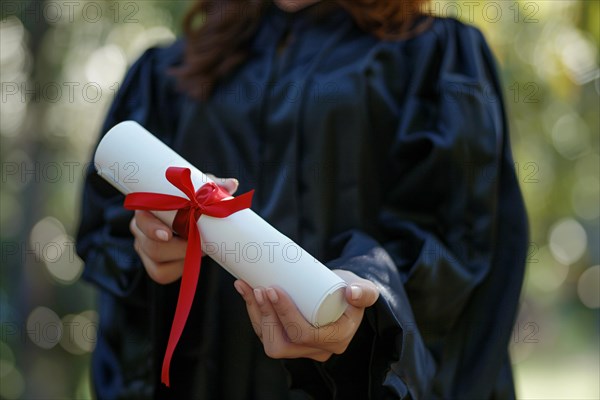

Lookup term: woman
[76,0,528,398]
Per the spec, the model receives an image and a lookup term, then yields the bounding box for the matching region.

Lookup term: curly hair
[172,0,431,99]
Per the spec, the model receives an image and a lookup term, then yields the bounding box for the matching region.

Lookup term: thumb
[346,283,379,308]
[206,174,239,195]
[221,178,239,195]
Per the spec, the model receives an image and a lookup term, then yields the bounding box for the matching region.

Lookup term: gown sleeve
[76,44,183,306]
[310,20,528,399]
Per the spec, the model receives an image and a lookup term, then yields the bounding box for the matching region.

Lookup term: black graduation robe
[76,3,528,399]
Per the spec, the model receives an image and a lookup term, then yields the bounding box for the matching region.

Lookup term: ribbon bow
[124,167,253,387]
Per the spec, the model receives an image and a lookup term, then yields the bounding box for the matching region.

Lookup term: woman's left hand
[233,270,379,362]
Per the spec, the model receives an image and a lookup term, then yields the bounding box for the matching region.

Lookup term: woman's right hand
[129,175,239,284]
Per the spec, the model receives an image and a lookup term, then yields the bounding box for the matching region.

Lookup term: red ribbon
[124,167,253,387]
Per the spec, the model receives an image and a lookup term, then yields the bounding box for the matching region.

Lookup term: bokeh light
[85,44,127,89]
[549,218,588,265]
[60,311,98,355]
[528,246,570,292]
[551,113,591,161]
[26,307,63,350]
[44,233,84,284]
[0,17,29,138]
[0,366,25,400]
[577,265,600,309]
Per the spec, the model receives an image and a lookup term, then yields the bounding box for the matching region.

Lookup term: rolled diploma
[94,121,347,327]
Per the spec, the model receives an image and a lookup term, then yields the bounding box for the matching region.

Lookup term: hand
[234,270,379,361]
[129,175,239,284]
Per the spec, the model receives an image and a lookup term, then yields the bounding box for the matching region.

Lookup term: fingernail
[254,288,264,305]
[156,230,169,241]
[234,281,245,296]
[227,178,239,194]
[266,288,278,303]
[350,285,362,301]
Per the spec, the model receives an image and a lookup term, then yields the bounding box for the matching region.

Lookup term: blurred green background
[0,1,598,398]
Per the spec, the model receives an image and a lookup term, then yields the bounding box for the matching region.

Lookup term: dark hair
[172,0,431,99]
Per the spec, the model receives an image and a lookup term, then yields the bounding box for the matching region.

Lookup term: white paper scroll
[94,121,347,326]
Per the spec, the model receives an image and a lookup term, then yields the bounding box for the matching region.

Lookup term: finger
[266,286,359,354]
[221,178,239,195]
[130,218,188,263]
[135,243,183,284]
[234,280,263,338]
[206,174,239,195]
[264,287,314,344]
[234,283,336,360]
[132,210,172,242]
[332,270,380,308]
[267,288,364,354]
[253,289,329,359]
[345,282,379,308]
[252,289,294,347]
[258,289,338,358]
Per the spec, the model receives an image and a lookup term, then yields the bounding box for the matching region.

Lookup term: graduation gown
[76,3,528,399]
